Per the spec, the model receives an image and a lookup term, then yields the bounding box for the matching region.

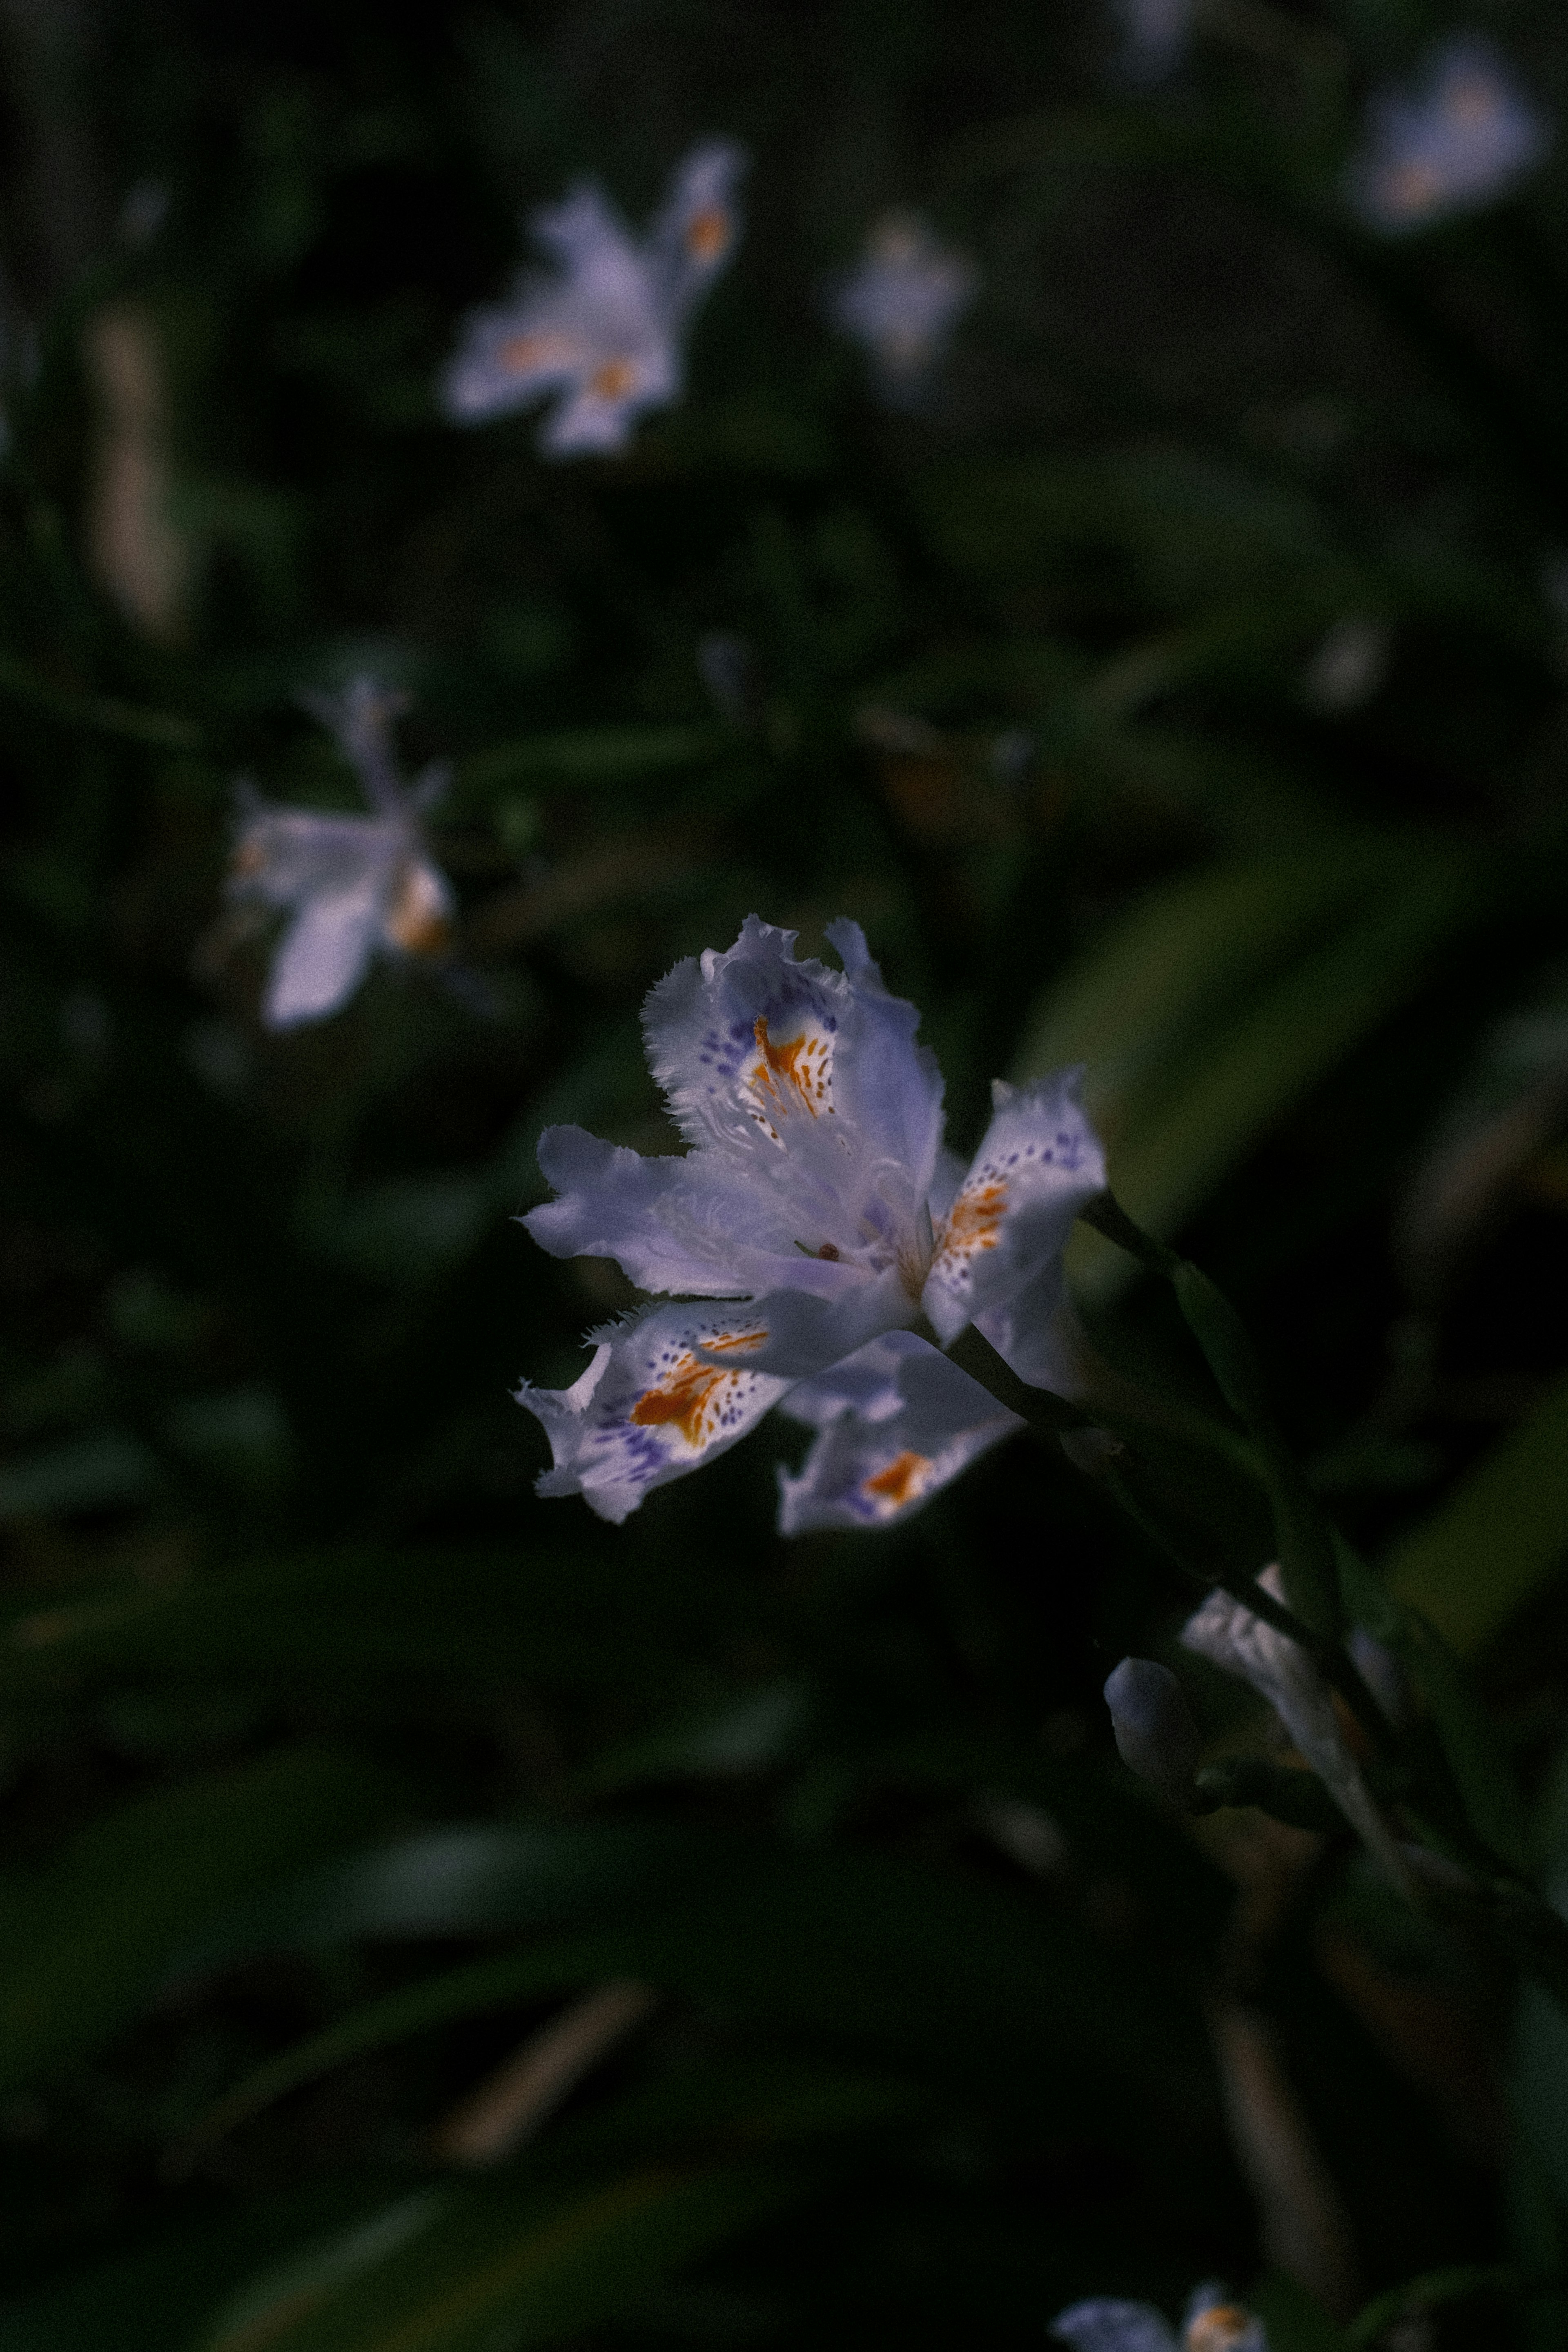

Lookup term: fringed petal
[922,1067,1104,1382]
[515,1301,791,1524]
[775,1330,1022,1533]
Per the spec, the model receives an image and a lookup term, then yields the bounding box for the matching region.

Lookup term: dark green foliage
[7,2,1568,2346]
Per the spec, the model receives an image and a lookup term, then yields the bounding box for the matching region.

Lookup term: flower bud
[1103,1657,1201,1807]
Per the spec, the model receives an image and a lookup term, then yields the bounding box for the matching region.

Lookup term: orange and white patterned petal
[775,1330,1022,1535]
[655,139,746,312]
[517,1302,792,1525]
[1052,2294,1266,2352]
[922,1068,1105,1384]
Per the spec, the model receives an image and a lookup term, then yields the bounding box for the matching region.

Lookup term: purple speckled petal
[515,1299,792,1524]
[922,1066,1104,1384]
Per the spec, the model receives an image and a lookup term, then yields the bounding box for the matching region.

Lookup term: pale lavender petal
[1348,36,1550,235]
[922,1067,1105,1382]
[706,1267,916,1379]
[524,1124,871,1303]
[832,212,976,389]
[538,375,657,457]
[515,1301,790,1524]
[654,138,746,315]
[822,918,946,1205]
[775,1330,1022,1533]
[439,292,594,425]
[1051,2303,1180,2352]
[229,804,402,909]
[263,885,384,1028]
[530,182,642,280]
[300,677,409,814]
[1116,0,1192,85]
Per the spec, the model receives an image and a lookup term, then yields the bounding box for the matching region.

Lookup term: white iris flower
[517,916,1105,1525]
[441,140,744,456]
[831,212,976,400]
[227,679,453,1031]
[1348,36,1550,236]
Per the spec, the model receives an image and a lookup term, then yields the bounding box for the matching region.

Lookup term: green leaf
[0,2185,391,2352]
[457,724,727,800]
[1337,1538,1529,1873]
[0,1545,755,1709]
[192,2160,823,2352]
[0,1430,160,1519]
[1346,2267,1513,2352]
[1015,841,1480,1297]
[180,1947,618,2154]
[1386,1374,1568,1656]
[1251,2271,1350,2352]
[0,1748,410,2089]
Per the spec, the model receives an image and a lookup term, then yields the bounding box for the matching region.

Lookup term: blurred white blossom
[441,140,744,456]
[227,679,453,1031]
[831,212,976,400]
[1348,37,1550,236]
[1115,0,1192,86]
[1054,2284,1267,2352]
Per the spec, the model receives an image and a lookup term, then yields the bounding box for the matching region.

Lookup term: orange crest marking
[1185,2309,1256,2352]
[385,863,451,959]
[747,1017,833,1117]
[630,1330,764,1450]
[589,357,638,401]
[1384,159,1445,214]
[862,1449,933,1513]
[939,1179,1008,1263]
[685,208,731,263]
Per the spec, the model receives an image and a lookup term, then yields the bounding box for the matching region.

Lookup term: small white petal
[654,139,747,315]
[1051,2300,1181,2352]
[263,885,384,1028]
[776,1330,1022,1533]
[923,1067,1105,1384]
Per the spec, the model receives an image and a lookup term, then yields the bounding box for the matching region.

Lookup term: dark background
[4,3,1568,2347]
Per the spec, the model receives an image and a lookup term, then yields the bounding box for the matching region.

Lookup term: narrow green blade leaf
[194,2160,822,2352]
[0,1748,409,2089]
[1387,1373,1568,1655]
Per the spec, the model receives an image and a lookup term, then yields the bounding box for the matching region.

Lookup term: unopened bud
[1103,1657,1201,1806]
